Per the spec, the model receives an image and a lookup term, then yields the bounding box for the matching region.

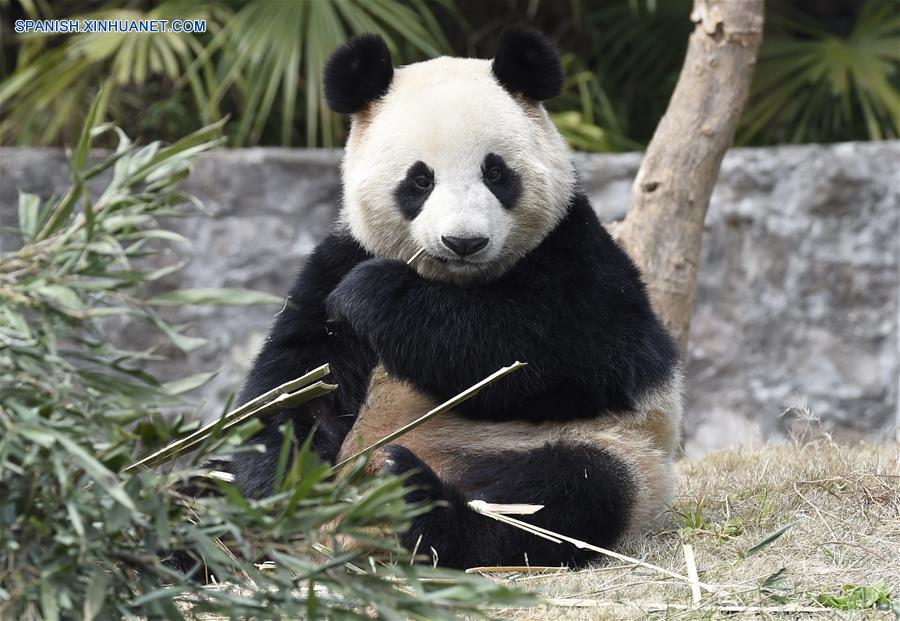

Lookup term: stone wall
[2,142,898,455]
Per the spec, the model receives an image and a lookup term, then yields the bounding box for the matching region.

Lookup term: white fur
[339,57,575,283]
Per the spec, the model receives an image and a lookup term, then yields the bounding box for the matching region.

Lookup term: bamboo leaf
[83,567,110,621]
[162,371,217,396]
[52,433,137,511]
[147,287,283,306]
[126,364,332,471]
[742,519,802,557]
[17,191,41,240]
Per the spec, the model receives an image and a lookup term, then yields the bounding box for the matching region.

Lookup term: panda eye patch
[482,153,522,210]
[393,161,435,220]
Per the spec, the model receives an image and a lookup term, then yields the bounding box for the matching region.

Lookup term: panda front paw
[380,444,447,506]
[325,257,413,327]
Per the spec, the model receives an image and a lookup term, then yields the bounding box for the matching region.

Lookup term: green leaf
[34,284,85,314]
[52,432,137,511]
[72,85,105,175]
[40,580,60,621]
[147,311,208,352]
[127,118,227,182]
[162,371,218,395]
[742,519,801,557]
[83,567,110,621]
[17,191,41,240]
[147,287,283,306]
[33,184,81,242]
[815,580,894,611]
[20,427,57,448]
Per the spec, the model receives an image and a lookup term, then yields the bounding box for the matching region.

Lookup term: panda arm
[325,256,644,418]
[229,232,376,496]
[239,232,373,404]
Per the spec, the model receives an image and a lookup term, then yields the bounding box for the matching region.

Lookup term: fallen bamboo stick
[682,543,702,605]
[543,599,830,614]
[468,500,717,593]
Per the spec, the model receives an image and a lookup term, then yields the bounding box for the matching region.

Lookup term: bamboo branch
[126,364,333,471]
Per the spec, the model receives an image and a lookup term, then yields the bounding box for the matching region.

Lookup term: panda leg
[382,442,636,569]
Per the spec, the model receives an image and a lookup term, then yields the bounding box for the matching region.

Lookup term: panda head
[325,29,575,284]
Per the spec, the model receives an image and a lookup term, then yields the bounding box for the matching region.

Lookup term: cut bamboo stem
[406,247,426,266]
[468,500,717,593]
[682,543,702,604]
[543,599,829,614]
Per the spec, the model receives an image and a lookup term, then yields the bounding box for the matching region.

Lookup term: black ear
[491,28,564,101]
[323,34,393,113]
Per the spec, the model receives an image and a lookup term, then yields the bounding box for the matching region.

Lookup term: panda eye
[413,175,432,190]
[485,166,502,182]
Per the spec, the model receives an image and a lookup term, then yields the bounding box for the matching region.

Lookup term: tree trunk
[609,0,764,355]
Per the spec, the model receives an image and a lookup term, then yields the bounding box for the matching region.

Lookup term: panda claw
[380,445,446,505]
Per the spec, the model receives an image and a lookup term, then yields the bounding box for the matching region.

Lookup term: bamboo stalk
[468,500,717,593]
[331,361,526,474]
[465,566,568,575]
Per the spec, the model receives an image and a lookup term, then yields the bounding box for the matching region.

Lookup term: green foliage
[0,1,228,145]
[204,0,452,147]
[741,520,801,558]
[740,0,900,144]
[0,104,530,619]
[813,580,895,612]
[558,0,692,148]
[447,0,691,151]
[674,498,744,544]
[759,567,792,604]
[0,0,452,148]
[2,0,896,150]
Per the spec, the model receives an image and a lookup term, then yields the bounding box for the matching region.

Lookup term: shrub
[0,102,527,620]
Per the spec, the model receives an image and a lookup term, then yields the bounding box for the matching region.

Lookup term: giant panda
[229,28,683,569]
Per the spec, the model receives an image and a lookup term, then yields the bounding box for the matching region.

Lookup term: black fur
[491,28,564,101]
[384,442,634,568]
[323,34,393,114]
[482,153,522,210]
[393,161,435,220]
[326,193,678,423]
[228,232,375,498]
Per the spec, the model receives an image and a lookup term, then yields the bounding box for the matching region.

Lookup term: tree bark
[609,0,764,355]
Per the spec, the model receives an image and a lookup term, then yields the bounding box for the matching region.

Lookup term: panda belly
[337,365,682,566]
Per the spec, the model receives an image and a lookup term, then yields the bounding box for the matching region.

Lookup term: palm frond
[209,0,451,147]
[0,2,228,145]
[738,0,900,144]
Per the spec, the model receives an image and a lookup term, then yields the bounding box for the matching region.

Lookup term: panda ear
[323,34,394,114]
[491,28,564,101]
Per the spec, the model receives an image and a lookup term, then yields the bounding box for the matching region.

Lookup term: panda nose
[441,235,489,257]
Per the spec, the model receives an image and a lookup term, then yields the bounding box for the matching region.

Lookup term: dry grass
[490,441,900,620]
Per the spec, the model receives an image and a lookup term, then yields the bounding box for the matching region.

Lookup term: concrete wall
[2,142,898,455]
